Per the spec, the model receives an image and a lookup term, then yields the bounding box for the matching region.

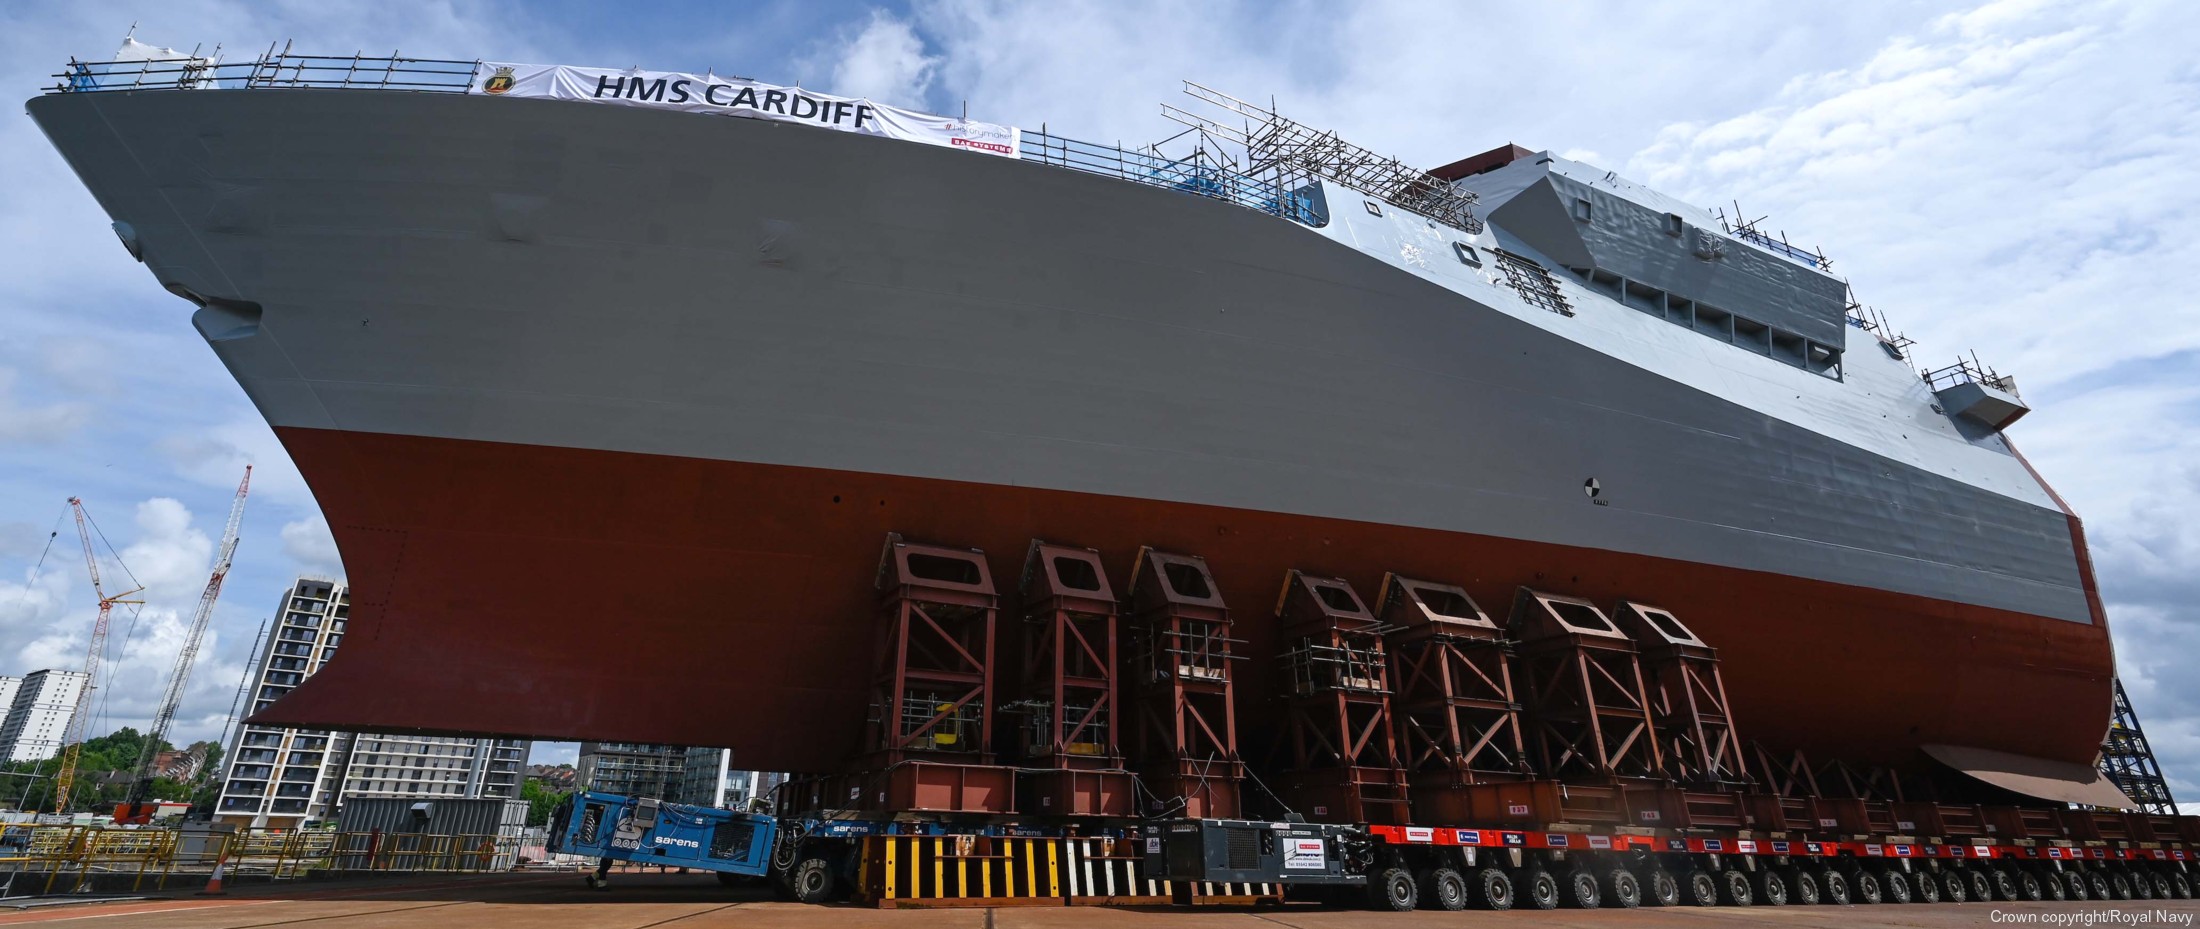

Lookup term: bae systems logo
[483,66,516,95]
[951,137,1014,155]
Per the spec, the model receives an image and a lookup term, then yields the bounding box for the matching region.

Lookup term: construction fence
[0,824,522,896]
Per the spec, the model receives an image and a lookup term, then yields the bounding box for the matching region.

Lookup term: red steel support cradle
[1013,540,1134,816]
[1274,571,1411,825]
[1126,548,1244,819]
[1378,575,1529,823]
[1608,601,1748,788]
[853,534,1014,813]
[1510,589,1664,780]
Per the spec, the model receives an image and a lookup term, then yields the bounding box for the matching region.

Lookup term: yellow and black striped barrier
[854,834,1280,908]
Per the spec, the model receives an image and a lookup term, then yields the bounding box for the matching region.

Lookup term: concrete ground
[1,871,2196,927]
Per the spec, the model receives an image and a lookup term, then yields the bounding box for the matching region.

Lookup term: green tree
[519,778,569,828]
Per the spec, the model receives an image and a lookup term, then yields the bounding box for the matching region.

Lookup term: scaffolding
[2101,678,2177,815]
[1160,82,1483,232]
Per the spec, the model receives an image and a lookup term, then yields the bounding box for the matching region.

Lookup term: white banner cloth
[472,62,1019,158]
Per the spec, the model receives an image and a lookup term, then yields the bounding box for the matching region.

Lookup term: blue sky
[2,0,2195,785]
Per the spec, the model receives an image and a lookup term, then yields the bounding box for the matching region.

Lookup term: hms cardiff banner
[472,62,1020,158]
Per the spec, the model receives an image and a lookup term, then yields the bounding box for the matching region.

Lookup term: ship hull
[26,86,2113,777]
[274,426,2108,774]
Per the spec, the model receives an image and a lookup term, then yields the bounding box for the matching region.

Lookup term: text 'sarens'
[472,63,1020,158]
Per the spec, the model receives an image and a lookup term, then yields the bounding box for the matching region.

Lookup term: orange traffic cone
[198,857,228,896]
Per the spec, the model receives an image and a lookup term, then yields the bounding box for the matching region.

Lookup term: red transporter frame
[1273,571,1411,825]
[851,534,1014,813]
[1013,541,1134,816]
[1126,548,1244,819]
[1378,575,1529,823]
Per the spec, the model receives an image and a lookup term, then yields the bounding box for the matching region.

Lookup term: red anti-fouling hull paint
[253,427,2113,776]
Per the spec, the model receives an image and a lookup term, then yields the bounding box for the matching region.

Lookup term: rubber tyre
[1604,868,1641,908]
[2043,870,2066,901]
[2066,870,2090,900]
[1424,867,1468,911]
[2019,869,2044,901]
[1789,869,1821,906]
[1562,869,1600,908]
[788,855,836,904]
[1882,870,1912,904]
[2153,874,2174,900]
[1993,866,2021,901]
[1853,870,1884,904]
[1969,869,1993,902]
[1820,869,1851,905]
[1685,869,1720,906]
[1915,870,1941,903]
[1523,868,1560,910]
[1472,866,1514,911]
[2089,871,2113,901]
[2110,872,2133,900]
[1644,869,1680,907]
[1942,871,1968,903]
[1757,869,1788,905]
[2172,873,2192,899]
[1369,866,1418,912]
[2134,871,2155,900]
[1719,869,1753,906]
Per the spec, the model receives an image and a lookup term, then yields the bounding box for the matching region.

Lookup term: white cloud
[814,9,939,108]
[0,367,91,444]
[280,514,344,580]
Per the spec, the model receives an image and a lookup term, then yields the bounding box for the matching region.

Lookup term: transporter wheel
[1913,870,1941,904]
[2089,871,2113,900]
[2133,870,2155,900]
[1852,869,1883,904]
[1471,866,1514,911]
[1941,871,1967,903]
[1756,869,1788,905]
[1968,869,1993,902]
[2109,872,2133,900]
[1368,866,1418,912]
[2018,869,2044,901]
[788,855,837,904]
[1788,869,1821,906]
[2171,872,2192,899]
[1643,869,1680,907]
[1992,865,2021,901]
[1820,868,1851,905]
[2065,870,2090,900]
[1603,868,1641,908]
[1718,869,1753,906]
[1881,869,1912,904]
[1423,867,1468,911]
[1563,869,1601,908]
[2153,873,2174,900]
[1684,869,1720,906]
[1522,868,1561,910]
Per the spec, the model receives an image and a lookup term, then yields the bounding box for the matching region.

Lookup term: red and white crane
[117,465,251,823]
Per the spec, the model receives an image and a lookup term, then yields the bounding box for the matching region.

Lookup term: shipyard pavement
[3,872,2198,927]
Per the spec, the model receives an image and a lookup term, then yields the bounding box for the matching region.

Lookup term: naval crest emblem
[483,66,517,95]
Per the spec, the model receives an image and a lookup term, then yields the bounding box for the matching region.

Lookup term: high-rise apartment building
[213,578,529,827]
[0,669,89,763]
[577,743,685,800]
[676,748,786,810]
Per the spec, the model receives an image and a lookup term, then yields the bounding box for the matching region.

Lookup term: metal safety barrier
[0,825,519,895]
[47,49,479,95]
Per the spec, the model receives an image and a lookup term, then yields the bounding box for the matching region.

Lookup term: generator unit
[1144,818,1368,887]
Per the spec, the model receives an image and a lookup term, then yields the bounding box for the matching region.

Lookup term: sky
[0,0,2194,787]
